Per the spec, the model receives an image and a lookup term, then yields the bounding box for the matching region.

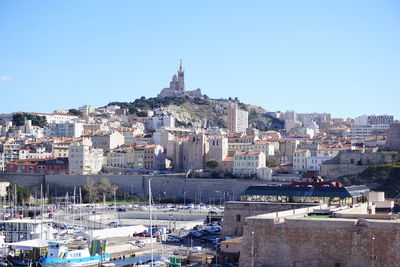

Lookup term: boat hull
[40,254,110,267]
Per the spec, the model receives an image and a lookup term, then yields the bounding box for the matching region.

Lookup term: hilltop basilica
[157,60,203,98]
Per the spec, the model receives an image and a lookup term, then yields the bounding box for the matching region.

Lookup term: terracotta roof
[221,237,243,244]
[234,151,262,156]
[222,157,234,162]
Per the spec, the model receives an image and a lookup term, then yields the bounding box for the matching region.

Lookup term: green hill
[108,96,284,131]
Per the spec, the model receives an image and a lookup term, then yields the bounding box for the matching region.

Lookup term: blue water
[111,255,162,266]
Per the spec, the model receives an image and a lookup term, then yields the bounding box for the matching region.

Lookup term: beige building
[228,141,275,157]
[182,132,209,170]
[125,146,145,169]
[279,139,301,164]
[232,151,266,178]
[107,150,127,168]
[68,138,103,175]
[144,144,165,170]
[206,135,228,166]
[51,141,71,158]
[90,131,124,151]
[227,104,248,134]
[239,203,400,267]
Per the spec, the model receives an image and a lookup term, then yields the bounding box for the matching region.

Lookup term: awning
[8,239,49,250]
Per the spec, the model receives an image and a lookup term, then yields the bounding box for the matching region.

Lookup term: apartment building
[90,131,124,151]
[68,138,103,175]
[51,142,71,158]
[227,104,248,134]
[126,146,145,169]
[19,146,52,159]
[233,151,266,178]
[144,144,165,170]
[6,158,69,174]
[45,122,84,138]
[107,150,127,168]
[30,112,78,124]
[293,149,311,173]
[0,141,21,163]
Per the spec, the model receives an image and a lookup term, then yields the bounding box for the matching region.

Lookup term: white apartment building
[306,156,332,173]
[351,114,394,144]
[293,149,311,173]
[79,105,95,116]
[354,115,394,126]
[227,104,248,134]
[163,116,175,128]
[146,116,176,131]
[31,113,78,124]
[233,151,266,178]
[0,141,21,163]
[69,138,103,175]
[2,219,54,243]
[45,122,84,138]
[19,146,51,159]
[120,128,145,145]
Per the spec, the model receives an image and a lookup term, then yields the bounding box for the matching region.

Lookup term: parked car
[166,236,181,243]
[133,240,145,248]
[192,224,203,230]
[133,232,147,237]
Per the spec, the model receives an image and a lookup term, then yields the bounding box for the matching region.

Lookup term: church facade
[157,60,203,98]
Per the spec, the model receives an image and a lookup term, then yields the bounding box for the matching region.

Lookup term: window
[236,214,241,222]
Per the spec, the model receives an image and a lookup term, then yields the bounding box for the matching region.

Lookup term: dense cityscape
[1,1,400,266]
[0,60,399,266]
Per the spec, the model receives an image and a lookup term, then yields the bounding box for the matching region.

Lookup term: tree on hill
[206,160,219,169]
[68,109,83,117]
[12,113,47,128]
[12,113,25,126]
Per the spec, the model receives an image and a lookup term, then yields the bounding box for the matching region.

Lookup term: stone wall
[385,122,400,151]
[240,210,400,267]
[221,201,320,237]
[0,173,262,202]
[320,151,400,178]
[320,164,367,178]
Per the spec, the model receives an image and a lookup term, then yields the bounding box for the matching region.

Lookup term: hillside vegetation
[340,162,400,197]
[108,96,284,131]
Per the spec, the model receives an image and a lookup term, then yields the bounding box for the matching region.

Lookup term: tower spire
[179,59,183,72]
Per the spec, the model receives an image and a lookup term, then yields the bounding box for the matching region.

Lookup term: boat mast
[149,179,154,264]
[79,187,83,230]
[41,184,44,240]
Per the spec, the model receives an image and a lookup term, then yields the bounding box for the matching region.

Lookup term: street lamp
[251,231,255,267]
[371,235,376,266]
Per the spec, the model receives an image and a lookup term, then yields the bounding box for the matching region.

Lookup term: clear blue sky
[1,0,399,119]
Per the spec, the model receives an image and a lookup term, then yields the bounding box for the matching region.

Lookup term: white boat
[39,241,110,267]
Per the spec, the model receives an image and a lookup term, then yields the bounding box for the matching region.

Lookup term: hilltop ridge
[108,96,284,131]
